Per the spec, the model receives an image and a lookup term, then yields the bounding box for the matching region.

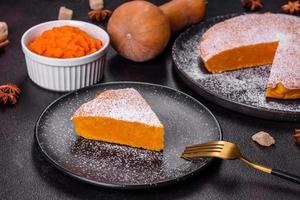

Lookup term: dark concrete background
[0,0,299,199]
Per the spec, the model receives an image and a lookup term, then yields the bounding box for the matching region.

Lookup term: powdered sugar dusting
[268,38,300,89]
[36,83,221,187]
[199,13,300,91]
[172,14,300,117]
[72,88,163,127]
[200,13,300,62]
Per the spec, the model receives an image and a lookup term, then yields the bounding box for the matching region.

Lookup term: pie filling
[203,42,279,73]
[72,116,164,151]
[266,83,300,99]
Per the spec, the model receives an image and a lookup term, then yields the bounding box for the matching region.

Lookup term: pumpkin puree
[29,25,102,58]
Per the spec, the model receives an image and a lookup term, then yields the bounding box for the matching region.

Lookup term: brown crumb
[294,129,300,144]
[58,6,73,20]
[0,22,8,50]
[89,0,104,10]
[252,131,275,147]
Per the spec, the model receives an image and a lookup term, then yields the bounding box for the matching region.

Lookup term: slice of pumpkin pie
[266,38,300,99]
[71,88,164,151]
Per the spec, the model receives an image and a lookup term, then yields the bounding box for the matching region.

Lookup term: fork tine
[183,147,222,154]
[186,141,225,148]
[185,143,224,152]
[185,145,223,151]
[181,141,226,159]
[181,151,220,158]
[182,147,222,156]
[184,143,223,151]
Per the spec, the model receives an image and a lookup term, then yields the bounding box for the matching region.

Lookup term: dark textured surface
[36,82,221,188]
[173,13,300,121]
[0,0,299,199]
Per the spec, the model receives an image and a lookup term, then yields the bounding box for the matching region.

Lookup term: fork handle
[240,157,300,184]
[240,157,300,183]
[271,169,300,184]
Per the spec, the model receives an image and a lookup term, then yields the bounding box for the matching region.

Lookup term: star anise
[282,1,300,14]
[294,128,300,144]
[88,9,112,22]
[0,84,21,104]
[241,0,263,11]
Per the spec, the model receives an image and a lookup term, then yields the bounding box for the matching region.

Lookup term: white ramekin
[21,20,110,92]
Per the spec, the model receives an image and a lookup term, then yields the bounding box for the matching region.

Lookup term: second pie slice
[71,88,164,151]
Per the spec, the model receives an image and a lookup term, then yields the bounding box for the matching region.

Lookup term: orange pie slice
[71,88,164,151]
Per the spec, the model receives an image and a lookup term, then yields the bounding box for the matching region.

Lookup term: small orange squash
[108,0,206,62]
[107,1,170,62]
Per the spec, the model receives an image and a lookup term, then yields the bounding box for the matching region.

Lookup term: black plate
[172,14,300,121]
[35,82,222,189]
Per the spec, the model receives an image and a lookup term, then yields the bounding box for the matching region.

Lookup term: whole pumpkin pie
[199,13,300,99]
[71,88,164,151]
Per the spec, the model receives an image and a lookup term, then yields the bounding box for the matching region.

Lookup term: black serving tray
[172,14,300,121]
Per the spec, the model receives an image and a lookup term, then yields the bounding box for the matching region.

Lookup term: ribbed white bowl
[21,20,110,92]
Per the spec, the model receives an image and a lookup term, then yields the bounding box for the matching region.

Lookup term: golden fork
[181,141,300,184]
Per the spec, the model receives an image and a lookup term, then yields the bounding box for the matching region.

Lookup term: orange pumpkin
[108,1,171,62]
[108,0,206,62]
